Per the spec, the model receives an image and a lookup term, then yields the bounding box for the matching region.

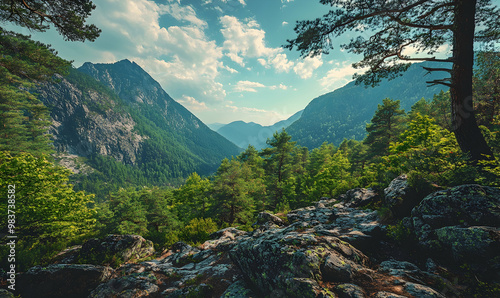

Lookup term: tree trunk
[451,0,494,162]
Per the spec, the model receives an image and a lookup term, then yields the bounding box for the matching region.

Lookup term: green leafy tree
[211,159,259,225]
[0,0,100,42]
[0,151,97,245]
[285,0,500,162]
[473,51,500,128]
[174,173,212,223]
[409,91,451,130]
[179,218,218,245]
[260,130,297,210]
[364,98,406,158]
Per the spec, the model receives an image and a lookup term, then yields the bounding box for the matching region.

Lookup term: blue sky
[5,0,499,125]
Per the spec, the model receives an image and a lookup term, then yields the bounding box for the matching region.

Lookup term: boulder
[17,264,113,298]
[77,234,155,267]
[384,175,420,218]
[335,283,366,298]
[229,224,370,297]
[408,184,500,280]
[0,289,14,298]
[89,272,159,298]
[340,188,379,208]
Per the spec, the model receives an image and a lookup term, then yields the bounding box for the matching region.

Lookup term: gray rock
[409,184,500,280]
[404,282,445,298]
[373,291,406,298]
[335,283,366,298]
[18,264,113,298]
[220,280,255,297]
[77,234,155,267]
[0,289,14,298]
[340,188,379,208]
[89,272,159,297]
[384,174,420,218]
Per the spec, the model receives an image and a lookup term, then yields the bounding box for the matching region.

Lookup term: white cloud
[220,15,294,72]
[270,84,289,90]
[177,95,209,111]
[319,62,369,90]
[293,55,323,79]
[81,0,230,103]
[234,80,266,92]
[282,21,288,26]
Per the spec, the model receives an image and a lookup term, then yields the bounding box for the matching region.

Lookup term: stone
[408,184,500,280]
[335,283,366,298]
[89,272,159,297]
[340,188,379,208]
[220,280,255,297]
[373,292,406,298]
[17,264,113,298]
[403,282,445,298]
[0,289,15,298]
[77,234,155,267]
[384,175,420,218]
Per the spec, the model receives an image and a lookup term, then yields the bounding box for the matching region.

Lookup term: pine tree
[364,98,406,158]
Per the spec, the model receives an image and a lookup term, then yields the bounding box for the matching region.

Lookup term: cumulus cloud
[319,62,368,90]
[234,80,266,92]
[293,55,323,79]
[282,21,288,26]
[177,95,209,111]
[220,15,294,72]
[82,0,230,103]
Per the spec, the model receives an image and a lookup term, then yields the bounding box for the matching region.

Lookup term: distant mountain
[217,110,303,149]
[287,61,448,149]
[207,123,227,131]
[37,59,240,195]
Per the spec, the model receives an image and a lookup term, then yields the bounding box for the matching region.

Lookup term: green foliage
[387,114,476,188]
[474,51,500,128]
[365,98,407,158]
[174,173,212,223]
[0,29,72,156]
[0,151,97,245]
[0,1,100,42]
[179,218,218,246]
[386,221,412,243]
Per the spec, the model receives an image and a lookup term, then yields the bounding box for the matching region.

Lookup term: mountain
[207,122,227,131]
[287,61,449,149]
[37,60,240,195]
[217,110,303,149]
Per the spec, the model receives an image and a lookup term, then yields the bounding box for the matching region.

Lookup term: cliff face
[37,72,144,165]
[36,60,240,183]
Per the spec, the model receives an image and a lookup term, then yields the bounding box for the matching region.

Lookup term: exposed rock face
[37,75,144,165]
[18,181,500,297]
[17,264,113,298]
[384,175,420,218]
[406,184,500,281]
[339,188,379,208]
[77,235,155,266]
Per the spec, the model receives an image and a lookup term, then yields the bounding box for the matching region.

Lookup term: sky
[4,0,499,125]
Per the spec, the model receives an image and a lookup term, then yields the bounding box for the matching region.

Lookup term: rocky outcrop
[17,264,113,298]
[339,188,379,208]
[16,180,499,297]
[406,184,500,281]
[384,175,420,218]
[37,75,144,165]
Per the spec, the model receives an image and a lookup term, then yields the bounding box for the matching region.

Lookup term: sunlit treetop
[0,0,101,42]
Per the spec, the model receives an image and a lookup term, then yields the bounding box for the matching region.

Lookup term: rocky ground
[3,176,500,297]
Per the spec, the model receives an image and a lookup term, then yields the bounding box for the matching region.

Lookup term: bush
[179,218,218,245]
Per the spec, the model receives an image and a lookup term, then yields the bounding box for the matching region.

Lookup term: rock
[203,228,247,251]
[384,175,420,218]
[229,224,369,297]
[340,188,379,208]
[89,272,159,297]
[409,184,500,280]
[220,280,255,297]
[163,284,213,298]
[373,292,406,298]
[77,234,155,267]
[403,282,445,298]
[335,283,366,298]
[256,211,285,225]
[17,264,113,298]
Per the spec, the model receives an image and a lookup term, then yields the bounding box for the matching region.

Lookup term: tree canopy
[0,0,100,42]
[286,0,500,162]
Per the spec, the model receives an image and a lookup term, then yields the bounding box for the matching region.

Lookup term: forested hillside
[287,61,447,149]
[35,60,241,197]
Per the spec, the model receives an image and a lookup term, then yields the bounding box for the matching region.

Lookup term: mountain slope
[37,60,240,196]
[217,110,303,149]
[287,61,448,149]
